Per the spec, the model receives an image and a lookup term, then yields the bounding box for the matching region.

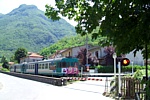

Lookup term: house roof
[28,52,43,58]
[20,52,43,60]
[48,44,95,58]
[8,62,14,65]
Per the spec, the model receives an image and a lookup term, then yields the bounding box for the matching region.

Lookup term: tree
[14,48,27,63]
[76,47,98,68]
[45,0,149,54]
[45,0,149,91]
[1,56,6,63]
[103,46,115,66]
[10,55,15,62]
[1,56,9,69]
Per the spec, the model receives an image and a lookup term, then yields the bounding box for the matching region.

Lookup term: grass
[140,69,150,76]
[0,68,10,72]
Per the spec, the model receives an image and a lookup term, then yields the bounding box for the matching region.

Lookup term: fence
[120,78,145,99]
[110,77,146,99]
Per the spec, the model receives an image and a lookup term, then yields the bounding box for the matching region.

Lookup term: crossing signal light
[121,58,130,66]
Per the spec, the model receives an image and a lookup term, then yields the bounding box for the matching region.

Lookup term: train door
[21,64,26,73]
[14,66,16,72]
[35,63,38,75]
[55,61,60,74]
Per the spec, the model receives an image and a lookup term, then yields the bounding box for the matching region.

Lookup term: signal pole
[86,33,88,67]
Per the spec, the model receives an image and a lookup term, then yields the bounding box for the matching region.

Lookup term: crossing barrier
[63,77,112,81]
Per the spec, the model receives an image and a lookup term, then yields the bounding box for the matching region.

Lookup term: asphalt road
[0,73,114,100]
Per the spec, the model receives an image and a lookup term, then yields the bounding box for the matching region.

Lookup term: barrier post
[118,62,122,98]
[81,66,83,78]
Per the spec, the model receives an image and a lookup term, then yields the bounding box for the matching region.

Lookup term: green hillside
[0,4,76,59]
[40,34,100,57]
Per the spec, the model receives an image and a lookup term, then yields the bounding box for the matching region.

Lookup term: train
[10,57,80,77]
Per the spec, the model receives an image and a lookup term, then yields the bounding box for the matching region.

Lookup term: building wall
[125,50,144,66]
[20,57,43,63]
[89,47,107,59]
[61,49,72,57]
[72,45,86,57]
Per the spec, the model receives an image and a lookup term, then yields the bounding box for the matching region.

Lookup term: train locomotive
[10,57,80,76]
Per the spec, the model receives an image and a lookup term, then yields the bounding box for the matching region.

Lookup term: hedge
[93,65,150,73]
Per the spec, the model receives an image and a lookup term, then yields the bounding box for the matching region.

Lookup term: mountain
[0,4,76,59]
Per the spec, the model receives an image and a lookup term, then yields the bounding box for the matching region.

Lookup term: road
[0,73,114,100]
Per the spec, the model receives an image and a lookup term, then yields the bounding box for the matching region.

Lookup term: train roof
[26,57,78,64]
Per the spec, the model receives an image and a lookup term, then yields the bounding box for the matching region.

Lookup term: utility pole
[86,33,88,66]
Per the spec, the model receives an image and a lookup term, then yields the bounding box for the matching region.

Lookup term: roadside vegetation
[93,65,150,73]
[0,67,10,72]
[107,68,150,99]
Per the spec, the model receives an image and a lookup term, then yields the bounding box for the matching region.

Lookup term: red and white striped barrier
[65,77,87,81]
[63,77,112,81]
[87,78,103,81]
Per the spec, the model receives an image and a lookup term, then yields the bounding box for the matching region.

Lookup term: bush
[122,65,146,73]
[95,65,114,73]
[132,69,143,80]
[94,64,150,73]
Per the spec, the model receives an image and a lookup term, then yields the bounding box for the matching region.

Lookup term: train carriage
[10,57,80,77]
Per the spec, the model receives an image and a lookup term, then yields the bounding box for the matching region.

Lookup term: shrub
[95,65,114,73]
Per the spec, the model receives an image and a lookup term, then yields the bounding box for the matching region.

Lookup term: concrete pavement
[0,73,114,100]
[0,82,2,90]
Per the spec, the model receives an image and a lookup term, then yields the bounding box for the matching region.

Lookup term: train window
[38,66,40,69]
[39,63,42,69]
[54,62,56,67]
[67,62,70,67]
[71,62,74,66]
[61,62,66,68]
[39,64,42,69]
[49,63,51,69]
[45,63,48,69]
[57,62,61,68]
[42,64,44,69]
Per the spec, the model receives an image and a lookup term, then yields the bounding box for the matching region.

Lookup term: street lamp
[113,53,117,78]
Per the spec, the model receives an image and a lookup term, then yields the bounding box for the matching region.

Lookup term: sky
[0,0,77,26]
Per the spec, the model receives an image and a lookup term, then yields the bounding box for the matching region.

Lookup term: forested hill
[0,4,76,59]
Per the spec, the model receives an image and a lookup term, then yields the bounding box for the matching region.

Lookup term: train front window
[57,62,61,68]
[61,62,66,68]
[71,62,74,66]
